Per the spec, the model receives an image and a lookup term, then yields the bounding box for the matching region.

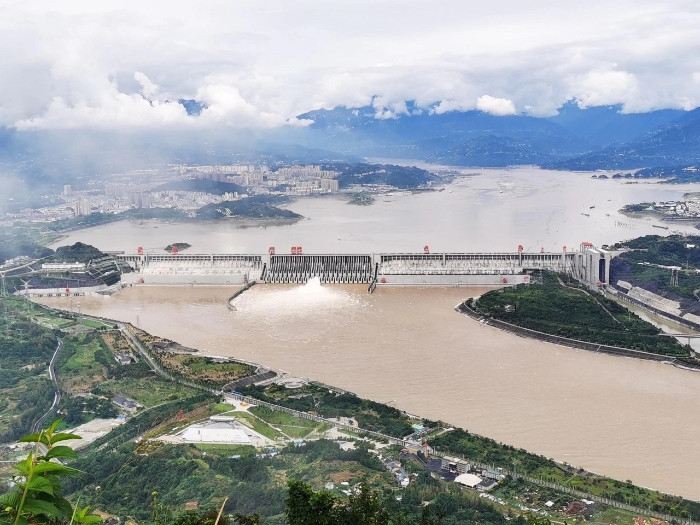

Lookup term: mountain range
[2,100,700,181]
[273,100,700,170]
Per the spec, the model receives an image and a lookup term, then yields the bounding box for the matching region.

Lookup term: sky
[1,0,700,130]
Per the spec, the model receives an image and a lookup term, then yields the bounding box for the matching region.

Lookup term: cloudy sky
[2,0,700,129]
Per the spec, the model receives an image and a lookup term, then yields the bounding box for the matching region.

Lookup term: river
[36,283,700,500]
[51,167,699,253]
[40,166,700,500]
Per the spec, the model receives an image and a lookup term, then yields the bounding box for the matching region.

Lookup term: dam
[114,244,614,288]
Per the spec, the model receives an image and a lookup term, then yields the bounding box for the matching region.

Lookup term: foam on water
[230,278,363,335]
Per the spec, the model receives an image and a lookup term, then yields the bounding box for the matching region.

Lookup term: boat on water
[581,213,590,217]
[499,189,503,193]
[653,224,669,230]
[590,205,595,209]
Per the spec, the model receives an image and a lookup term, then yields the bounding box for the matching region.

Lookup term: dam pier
[114,244,614,288]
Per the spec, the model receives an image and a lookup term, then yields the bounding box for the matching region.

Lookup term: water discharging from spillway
[230,278,363,342]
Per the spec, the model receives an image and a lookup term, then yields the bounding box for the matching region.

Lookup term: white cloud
[134,72,159,99]
[433,99,475,114]
[1,0,700,129]
[476,95,516,116]
[569,70,640,110]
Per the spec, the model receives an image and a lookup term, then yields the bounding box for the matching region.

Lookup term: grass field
[99,377,200,407]
[250,406,320,439]
[228,410,286,441]
[62,335,103,370]
[81,318,114,329]
[35,316,75,327]
[193,444,256,456]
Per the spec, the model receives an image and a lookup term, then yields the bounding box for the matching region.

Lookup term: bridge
[113,244,614,287]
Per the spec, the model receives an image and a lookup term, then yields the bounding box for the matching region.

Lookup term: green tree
[285,479,336,525]
[334,483,390,525]
[0,419,101,525]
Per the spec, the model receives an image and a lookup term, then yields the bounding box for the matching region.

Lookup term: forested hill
[331,163,437,189]
[196,196,302,220]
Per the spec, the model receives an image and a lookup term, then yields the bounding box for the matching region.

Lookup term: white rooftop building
[454,473,482,488]
[179,421,252,444]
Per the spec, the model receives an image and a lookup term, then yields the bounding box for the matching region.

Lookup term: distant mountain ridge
[285,101,700,169]
[547,107,700,170]
[291,103,590,166]
[547,101,684,147]
[2,100,700,176]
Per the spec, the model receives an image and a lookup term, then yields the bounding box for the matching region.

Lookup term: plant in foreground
[0,419,101,525]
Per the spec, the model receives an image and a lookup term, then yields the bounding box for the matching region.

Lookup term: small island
[347,192,375,206]
[196,196,302,221]
[164,242,191,252]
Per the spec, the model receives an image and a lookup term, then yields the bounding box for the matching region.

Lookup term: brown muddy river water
[36,283,700,500]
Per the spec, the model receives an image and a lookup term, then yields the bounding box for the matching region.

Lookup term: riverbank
[32,285,700,500]
[474,272,690,358]
[21,294,700,521]
[457,299,700,371]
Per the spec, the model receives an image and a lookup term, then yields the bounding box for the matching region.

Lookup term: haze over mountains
[277,100,699,169]
[2,100,700,185]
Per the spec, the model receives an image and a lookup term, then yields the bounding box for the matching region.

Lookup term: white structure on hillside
[454,473,482,488]
[180,421,252,444]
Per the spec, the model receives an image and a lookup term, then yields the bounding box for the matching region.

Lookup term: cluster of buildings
[188,164,341,195]
[647,199,700,220]
[1,163,342,225]
[0,256,31,270]
[437,457,502,492]
[67,184,240,218]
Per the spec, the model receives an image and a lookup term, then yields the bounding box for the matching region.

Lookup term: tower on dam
[114,244,614,288]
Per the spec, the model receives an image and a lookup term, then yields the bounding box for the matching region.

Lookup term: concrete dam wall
[114,248,613,287]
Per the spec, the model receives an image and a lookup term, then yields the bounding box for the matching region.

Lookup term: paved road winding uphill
[32,340,63,433]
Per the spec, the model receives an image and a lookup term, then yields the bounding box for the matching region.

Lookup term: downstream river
[42,167,700,500]
[37,284,700,500]
[51,167,700,253]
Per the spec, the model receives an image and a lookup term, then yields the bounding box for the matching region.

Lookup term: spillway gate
[265,254,374,284]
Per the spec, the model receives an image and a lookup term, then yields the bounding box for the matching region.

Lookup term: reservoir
[36,283,700,500]
[51,168,700,254]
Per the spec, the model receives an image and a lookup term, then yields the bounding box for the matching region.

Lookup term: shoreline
[457,299,700,371]
[27,295,700,512]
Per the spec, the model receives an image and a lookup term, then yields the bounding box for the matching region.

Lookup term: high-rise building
[74,198,92,216]
[321,179,340,193]
[128,192,151,208]
[63,184,72,195]
[106,183,129,199]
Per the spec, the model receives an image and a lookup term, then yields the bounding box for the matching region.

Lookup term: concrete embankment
[456,300,699,370]
[227,281,256,311]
